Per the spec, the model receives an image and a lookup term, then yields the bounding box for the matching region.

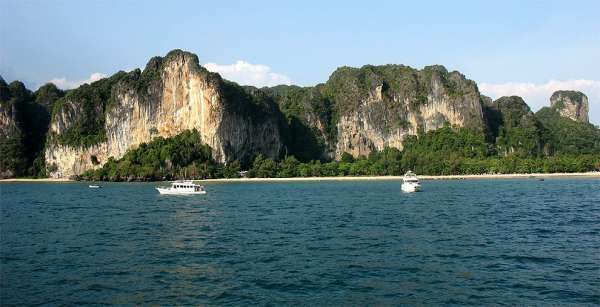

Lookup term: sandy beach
[197,172,600,183]
[1,172,599,183]
[0,178,74,183]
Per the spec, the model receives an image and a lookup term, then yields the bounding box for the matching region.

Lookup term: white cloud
[204,60,291,87]
[48,72,108,89]
[479,79,600,125]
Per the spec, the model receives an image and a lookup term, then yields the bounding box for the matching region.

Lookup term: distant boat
[401,171,422,192]
[156,180,206,195]
[89,185,101,189]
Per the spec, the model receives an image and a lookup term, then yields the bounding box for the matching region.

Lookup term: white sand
[0,178,73,183]
[2,172,598,183]
[197,172,600,183]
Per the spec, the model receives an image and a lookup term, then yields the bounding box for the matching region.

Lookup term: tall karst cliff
[45,50,284,178]
[269,65,486,160]
[44,51,490,178]
[550,90,589,123]
[3,49,597,179]
[483,96,544,156]
[537,91,599,155]
[0,78,62,178]
[0,79,25,178]
[325,65,485,158]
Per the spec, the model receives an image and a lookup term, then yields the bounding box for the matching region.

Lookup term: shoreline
[2,172,599,183]
[199,172,600,183]
[0,178,73,183]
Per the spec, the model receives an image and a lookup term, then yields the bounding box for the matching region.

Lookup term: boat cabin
[172,182,204,192]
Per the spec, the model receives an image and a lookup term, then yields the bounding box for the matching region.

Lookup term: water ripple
[1,179,599,305]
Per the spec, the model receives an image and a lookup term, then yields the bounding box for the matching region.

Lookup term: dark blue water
[1,179,599,305]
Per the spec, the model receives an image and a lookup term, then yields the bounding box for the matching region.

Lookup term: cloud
[479,79,600,125]
[204,60,291,87]
[48,72,108,89]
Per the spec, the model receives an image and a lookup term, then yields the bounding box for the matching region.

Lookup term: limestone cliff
[0,79,21,139]
[322,65,485,159]
[489,96,543,156]
[0,79,60,178]
[45,50,283,178]
[0,79,24,178]
[6,49,600,179]
[264,85,333,161]
[550,90,589,122]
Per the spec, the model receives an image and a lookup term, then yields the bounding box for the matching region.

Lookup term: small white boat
[401,171,421,192]
[156,180,206,195]
[88,185,101,189]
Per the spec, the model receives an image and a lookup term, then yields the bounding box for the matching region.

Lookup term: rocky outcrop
[2,79,46,178]
[45,57,492,177]
[550,90,589,122]
[268,65,487,160]
[36,49,598,178]
[490,96,543,156]
[323,65,485,158]
[46,50,283,178]
[0,79,24,178]
[0,80,21,139]
[1,79,61,178]
[265,85,333,161]
[6,48,600,179]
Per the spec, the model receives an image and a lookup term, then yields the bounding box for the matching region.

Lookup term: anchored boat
[156,180,206,195]
[401,171,422,192]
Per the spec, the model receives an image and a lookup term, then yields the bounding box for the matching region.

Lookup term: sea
[1,178,599,305]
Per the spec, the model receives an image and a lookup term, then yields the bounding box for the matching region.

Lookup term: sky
[1,0,599,124]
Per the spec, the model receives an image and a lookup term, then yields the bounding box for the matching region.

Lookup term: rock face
[550,90,589,122]
[45,54,491,178]
[489,96,543,156]
[0,79,24,178]
[0,80,22,139]
[5,49,600,179]
[268,65,487,161]
[323,65,485,159]
[46,50,593,178]
[0,79,59,178]
[45,50,283,178]
[265,85,333,161]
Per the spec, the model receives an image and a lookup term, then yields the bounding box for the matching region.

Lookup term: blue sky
[1,0,599,123]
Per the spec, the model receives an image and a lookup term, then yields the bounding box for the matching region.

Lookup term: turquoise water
[1,179,599,305]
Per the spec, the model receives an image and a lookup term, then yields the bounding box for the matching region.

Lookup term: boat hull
[156,187,206,195]
[401,183,421,193]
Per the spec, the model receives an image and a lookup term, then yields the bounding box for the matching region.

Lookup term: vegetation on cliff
[3,50,600,179]
[50,49,283,150]
[50,71,130,147]
[550,90,587,106]
[245,126,598,177]
[0,78,63,177]
[80,127,599,181]
[321,64,483,133]
[264,85,333,161]
[536,107,600,155]
[485,96,544,157]
[80,130,242,181]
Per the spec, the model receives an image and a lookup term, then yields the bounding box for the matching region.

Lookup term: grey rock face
[46,50,283,178]
[550,90,589,122]
[323,65,485,159]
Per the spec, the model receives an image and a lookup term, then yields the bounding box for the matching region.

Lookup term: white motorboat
[89,185,101,188]
[401,171,421,192]
[156,180,206,195]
